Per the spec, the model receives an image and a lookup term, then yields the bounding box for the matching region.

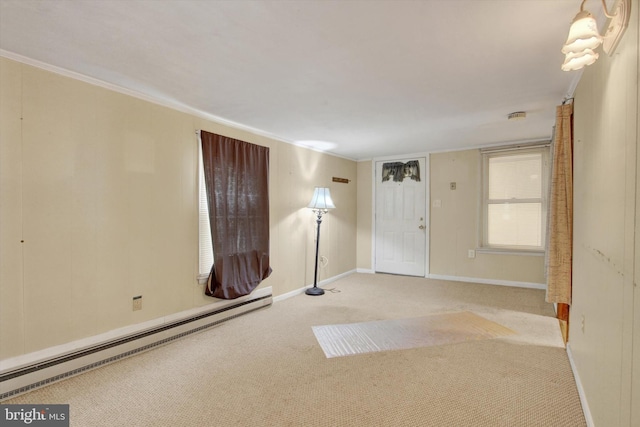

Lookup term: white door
[375,157,427,276]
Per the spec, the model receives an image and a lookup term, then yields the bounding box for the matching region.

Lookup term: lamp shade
[308,187,336,210]
[561,48,599,71]
[562,10,602,54]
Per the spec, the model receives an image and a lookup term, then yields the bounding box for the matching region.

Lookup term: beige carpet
[4,274,586,426]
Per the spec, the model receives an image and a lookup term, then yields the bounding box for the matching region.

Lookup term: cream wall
[356,160,372,271]
[570,2,639,425]
[429,149,545,284]
[0,57,357,359]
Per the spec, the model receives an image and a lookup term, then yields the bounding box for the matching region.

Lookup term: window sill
[475,248,545,257]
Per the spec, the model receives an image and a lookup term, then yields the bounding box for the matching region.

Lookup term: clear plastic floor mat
[312,311,515,358]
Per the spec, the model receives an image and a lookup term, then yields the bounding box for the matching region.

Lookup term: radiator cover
[0,291,272,400]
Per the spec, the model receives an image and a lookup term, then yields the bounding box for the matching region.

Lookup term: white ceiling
[0,0,604,160]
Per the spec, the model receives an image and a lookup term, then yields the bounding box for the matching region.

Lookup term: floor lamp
[306,187,335,296]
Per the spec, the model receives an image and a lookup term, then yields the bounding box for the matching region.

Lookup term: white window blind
[198,134,213,282]
[482,145,549,250]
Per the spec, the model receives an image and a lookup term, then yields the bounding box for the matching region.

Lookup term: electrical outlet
[133,296,142,311]
[468,249,475,259]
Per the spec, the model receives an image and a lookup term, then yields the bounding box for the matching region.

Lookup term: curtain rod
[480,141,550,154]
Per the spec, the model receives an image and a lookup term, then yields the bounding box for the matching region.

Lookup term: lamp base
[305,286,325,296]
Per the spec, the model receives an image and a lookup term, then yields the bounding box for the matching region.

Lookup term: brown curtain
[201,130,272,299]
[546,103,573,306]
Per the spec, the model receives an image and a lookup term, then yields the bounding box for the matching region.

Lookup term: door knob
[418,225,425,230]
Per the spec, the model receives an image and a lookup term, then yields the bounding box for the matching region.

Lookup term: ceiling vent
[508,111,527,121]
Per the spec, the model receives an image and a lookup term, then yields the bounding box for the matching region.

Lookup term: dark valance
[381,160,421,182]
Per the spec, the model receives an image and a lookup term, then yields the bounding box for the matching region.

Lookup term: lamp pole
[306,209,325,296]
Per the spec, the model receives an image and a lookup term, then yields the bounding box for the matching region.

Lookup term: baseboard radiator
[0,291,272,401]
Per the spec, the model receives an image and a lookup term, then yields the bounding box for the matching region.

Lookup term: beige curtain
[546,103,573,305]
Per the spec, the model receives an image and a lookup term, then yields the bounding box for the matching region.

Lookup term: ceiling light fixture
[561,0,631,71]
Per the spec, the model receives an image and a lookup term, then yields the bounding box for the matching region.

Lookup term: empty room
[0,1,638,426]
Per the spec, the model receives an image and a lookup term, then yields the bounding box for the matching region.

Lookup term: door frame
[371,153,430,277]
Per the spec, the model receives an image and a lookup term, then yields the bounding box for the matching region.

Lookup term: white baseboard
[356,268,375,274]
[272,287,307,302]
[427,274,546,290]
[273,270,357,303]
[566,343,594,426]
[0,287,272,400]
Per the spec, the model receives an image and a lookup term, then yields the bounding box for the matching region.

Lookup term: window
[198,135,213,283]
[481,144,550,251]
